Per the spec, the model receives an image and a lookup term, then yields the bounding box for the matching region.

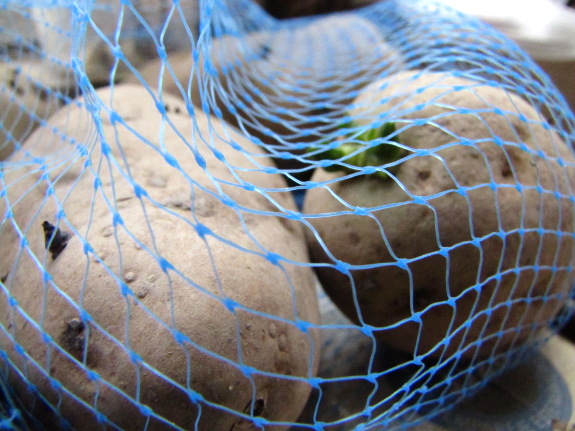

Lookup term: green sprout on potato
[308,121,404,179]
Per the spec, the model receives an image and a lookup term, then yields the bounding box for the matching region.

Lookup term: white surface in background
[434,0,575,60]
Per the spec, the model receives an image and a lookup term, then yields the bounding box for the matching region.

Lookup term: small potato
[126,13,403,175]
[304,71,575,360]
[0,85,320,430]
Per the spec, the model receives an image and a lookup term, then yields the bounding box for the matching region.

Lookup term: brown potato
[0,85,320,430]
[304,70,575,360]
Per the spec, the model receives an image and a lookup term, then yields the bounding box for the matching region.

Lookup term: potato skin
[304,71,575,360]
[0,85,320,430]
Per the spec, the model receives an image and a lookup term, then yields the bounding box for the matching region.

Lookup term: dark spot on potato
[260,44,271,60]
[501,156,514,177]
[175,106,181,115]
[42,221,71,260]
[417,170,431,181]
[116,196,133,205]
[511,121,530,142]
[101,225,114,237]
[169,200,192,211]
[348,231,361,246]
[35,84,50,101]
[193,197,217,218]
[60,318,85,356]
[274,358,293,375]
[278,334,288,352]
[503,144,531,179]
[1,272,7,283]
[16,86,26,97]
[243,398,265,417]
[253,398,265,417]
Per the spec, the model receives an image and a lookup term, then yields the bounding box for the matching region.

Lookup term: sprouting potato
[304,70,575,360]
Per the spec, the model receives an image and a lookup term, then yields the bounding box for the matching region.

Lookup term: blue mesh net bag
[1,0,575,429]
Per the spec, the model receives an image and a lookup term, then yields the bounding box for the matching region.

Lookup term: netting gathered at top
[0,0,574,429]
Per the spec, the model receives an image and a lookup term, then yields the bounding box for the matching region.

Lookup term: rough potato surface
[0,85,320,430]
[304,71,575,360]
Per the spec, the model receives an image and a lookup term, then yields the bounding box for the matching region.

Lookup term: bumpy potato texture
[0,85,320,430]
[124,13,403,176]
[304,70,575,360]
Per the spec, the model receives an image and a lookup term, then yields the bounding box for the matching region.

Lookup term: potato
[303,70,575,360]
[0,85,320,429]
[125,13,403,176]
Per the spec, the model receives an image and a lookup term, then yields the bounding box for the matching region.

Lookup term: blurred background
[260,0,575,116]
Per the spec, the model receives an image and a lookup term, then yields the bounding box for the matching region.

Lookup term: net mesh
[1,0,575,430]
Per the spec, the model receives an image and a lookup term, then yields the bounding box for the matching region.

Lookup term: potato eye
[244,398,265,417]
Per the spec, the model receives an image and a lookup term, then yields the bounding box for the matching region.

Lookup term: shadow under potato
[262,0,383,19]
[560,315,575,343]
[294,336,554,430]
